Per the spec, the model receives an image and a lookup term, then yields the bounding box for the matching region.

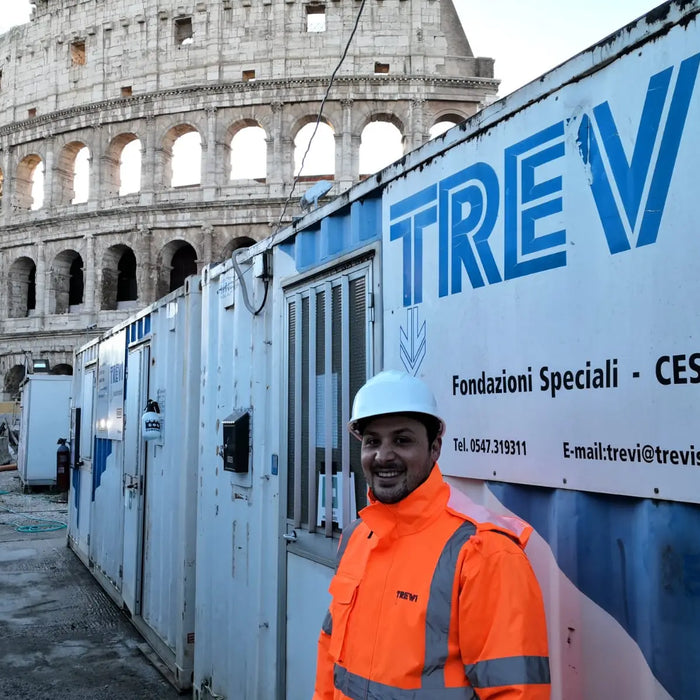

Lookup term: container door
[122,344,150,615]
[16,380,30,481]
[282,261,373,699]
[70,365,96,556]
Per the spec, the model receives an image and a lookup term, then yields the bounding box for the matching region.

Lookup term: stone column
[36,241,48,317]
[338,99,356,191]
[202,106,219,200]
[136,225,156,303]
[268,101,285,195]
[140,115,157,205]
[0,250,7,318]
[200,224,214,270]
[42,141,56,210]
[0,148,12,226]
[407,97,427,152]
[83,233,96,317]
[92,124,112,203]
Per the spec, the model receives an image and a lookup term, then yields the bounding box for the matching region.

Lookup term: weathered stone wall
[0,0,497,398]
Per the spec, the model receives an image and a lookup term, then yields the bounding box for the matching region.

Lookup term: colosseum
[0,0,497,398]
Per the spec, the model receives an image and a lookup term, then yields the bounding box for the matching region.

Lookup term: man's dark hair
[356,412,441,445]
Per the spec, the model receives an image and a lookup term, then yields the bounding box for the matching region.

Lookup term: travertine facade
[0,0,497,398]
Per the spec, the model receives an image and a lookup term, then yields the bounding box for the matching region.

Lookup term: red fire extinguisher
[56,438,70,492]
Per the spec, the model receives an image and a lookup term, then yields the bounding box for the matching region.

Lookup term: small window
[242,70,256,82]
[28,107,37,118]
[306,5,326,33]
[71,40,86,66]
[374,62,390,74]
[175,17,193,45]
[121,86,132,97]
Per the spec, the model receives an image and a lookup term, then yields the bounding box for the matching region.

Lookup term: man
[314,370,550,699]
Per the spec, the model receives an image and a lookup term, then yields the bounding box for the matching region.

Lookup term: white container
[68,278,200,691]
[192,259,280,700]
[69,4,700,699]
[17,374,72,487]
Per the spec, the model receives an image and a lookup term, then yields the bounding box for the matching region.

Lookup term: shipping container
[69,278,201,690]
[17,374,72,487]
[71,3,700,698]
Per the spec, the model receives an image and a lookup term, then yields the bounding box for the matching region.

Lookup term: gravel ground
[0,469,183,699]
[0,469,69,533]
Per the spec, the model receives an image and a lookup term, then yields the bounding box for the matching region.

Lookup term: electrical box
[252,251,271,279]
[222,409,251,473]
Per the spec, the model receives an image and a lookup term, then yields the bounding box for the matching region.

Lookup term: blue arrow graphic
[400,306,426,375]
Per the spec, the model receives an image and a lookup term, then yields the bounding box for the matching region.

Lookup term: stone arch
[353,108,405,137]
[105,132,142,196]
[3,364,25,399]
[49,249,84,314]
[226,120,267,182]
[359,113,405,177]
[101,244,138,310]
[51,363,73,375]
[156,240,198,298]
[56,140,90,205]
[15,154,44,210]
[221,235,257,261]
[429,111,466,139]
[292,116,336,179]
[161,123,203,187]
[7,256,37,318]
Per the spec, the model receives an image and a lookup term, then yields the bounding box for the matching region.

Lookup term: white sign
[95,330,126,441]
[217,269,236,309]
[383,35,700,503]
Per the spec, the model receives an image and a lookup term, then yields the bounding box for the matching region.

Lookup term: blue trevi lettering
[389,52,700,307]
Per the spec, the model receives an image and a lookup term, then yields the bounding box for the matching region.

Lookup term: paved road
[0,470,182,699]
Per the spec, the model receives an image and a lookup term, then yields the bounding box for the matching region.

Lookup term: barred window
[286,260,373,536]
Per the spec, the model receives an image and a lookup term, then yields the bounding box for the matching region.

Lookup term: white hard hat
[348,370,445,440]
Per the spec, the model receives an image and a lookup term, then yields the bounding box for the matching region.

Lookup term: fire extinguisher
[56,438,70,492]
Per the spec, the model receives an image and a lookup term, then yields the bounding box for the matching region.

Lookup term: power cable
[231,250,270,316]
[234,0,368,316]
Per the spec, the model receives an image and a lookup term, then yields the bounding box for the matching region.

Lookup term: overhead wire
[274,0,368,232]
[233,0,368,315]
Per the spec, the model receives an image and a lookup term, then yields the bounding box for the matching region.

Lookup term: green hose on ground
[0,503,67,533]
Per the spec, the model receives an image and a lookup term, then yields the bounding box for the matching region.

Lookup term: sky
[454,0,660,96]
[1,0,663,192]
[0,0,662,98]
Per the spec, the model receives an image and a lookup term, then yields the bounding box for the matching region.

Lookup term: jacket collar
[359,464,448,539]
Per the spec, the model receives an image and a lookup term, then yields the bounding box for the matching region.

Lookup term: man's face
[360,414,442,504]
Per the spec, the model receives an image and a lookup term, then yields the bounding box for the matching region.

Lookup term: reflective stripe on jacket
[313,466,550,699]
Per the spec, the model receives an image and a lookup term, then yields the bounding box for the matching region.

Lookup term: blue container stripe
[283,196,382,272]
[128,313,151,344]
[490,483,700,700]
[92,438,113,501]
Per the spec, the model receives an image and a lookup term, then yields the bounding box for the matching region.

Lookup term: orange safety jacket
[314,465,550,699]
